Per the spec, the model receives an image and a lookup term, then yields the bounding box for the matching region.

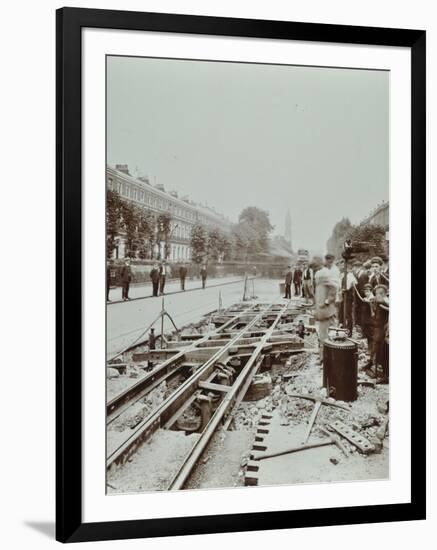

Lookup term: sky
[107,56,389,254]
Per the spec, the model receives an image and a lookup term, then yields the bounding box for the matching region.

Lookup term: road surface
[108,275,249,303]
[107,278,284,357]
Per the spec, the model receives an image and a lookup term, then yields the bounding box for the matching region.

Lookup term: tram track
[106,302,257,424]
[106,302,275,471]
[106,300,313,492]
[167,302,289,490]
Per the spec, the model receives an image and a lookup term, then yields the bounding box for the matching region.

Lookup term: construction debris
[107,298,389,492]
[244,374,272,401]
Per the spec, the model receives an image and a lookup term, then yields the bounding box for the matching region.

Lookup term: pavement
[108,275,250,303]
[107,277,284,358]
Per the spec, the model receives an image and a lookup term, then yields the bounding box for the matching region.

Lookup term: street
[108,275,250,302]
[107,277,283,357]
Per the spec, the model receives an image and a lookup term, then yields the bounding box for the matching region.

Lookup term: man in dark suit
[339,265,357,335]
[179,263,188,291]
[293,266,303,296]
[106,263,112,302]
[356,259,370,297]
[149,263,160,297]
[381,260,389,285]
[369,256,384,289]
[355,260,371,326]
[200,265,207,289]
[120,259,132,301]
[302,264,314,303]
[159,261,167,295]
[352,260,363,325]
[360,283,375,368]
[284,266,293,299]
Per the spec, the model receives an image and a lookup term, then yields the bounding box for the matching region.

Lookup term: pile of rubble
[232,400,273,431]
[110,381,168,432]
[234,352,316,431]
[180,319,216,338]
[234,337,389,459]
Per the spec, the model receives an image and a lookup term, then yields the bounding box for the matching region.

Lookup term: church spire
[284,209,292,250]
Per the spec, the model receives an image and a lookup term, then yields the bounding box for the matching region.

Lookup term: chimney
[115,164,130,175]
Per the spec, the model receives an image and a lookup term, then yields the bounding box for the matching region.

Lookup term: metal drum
[323,338,358,402]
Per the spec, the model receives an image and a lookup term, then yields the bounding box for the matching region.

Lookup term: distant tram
[297,249,309,263]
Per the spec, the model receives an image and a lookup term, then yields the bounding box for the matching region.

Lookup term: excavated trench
[107,307,389,493]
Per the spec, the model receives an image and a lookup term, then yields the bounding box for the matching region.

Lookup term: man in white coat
[314,254,341,361]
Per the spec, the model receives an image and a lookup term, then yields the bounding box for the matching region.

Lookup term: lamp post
[158,221,178,261]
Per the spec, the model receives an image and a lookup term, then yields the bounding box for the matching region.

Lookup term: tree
[119,201,142,258]
[207,227,232,262]
[106,189,123,259]
[106,190,176,260]
[207,228,221,261]
[220,233,233,261]
[136,209,157,259]
[238,207,273,253]
[326,217,352,258]
[190,223,209,264]
[345,223,388,259]
[326,216,388,262]
[230,206,274,260]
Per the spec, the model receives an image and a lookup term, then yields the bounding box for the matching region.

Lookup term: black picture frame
[56,7,426,543]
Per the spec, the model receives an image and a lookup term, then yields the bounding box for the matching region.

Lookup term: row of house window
[171,222,191,240]
[108,173,226,233]
[107,175,203,224]
[170,244,191,261]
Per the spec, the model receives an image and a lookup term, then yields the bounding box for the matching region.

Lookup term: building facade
[361,201,389,230]
[106,165,230,261]
[361,200,389,256]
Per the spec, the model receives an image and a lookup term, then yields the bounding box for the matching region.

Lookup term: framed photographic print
[56,7,426,543]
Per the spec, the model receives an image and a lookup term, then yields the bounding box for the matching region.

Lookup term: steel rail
[106,303,274,469]
[106,303,256,421]
[166,301,290,490]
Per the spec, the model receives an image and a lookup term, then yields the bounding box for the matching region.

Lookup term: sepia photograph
[105,55,390,494]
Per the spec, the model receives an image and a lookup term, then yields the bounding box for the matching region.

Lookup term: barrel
[323,339,358,402]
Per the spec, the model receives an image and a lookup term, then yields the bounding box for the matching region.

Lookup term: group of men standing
[150,262,208,295]
[106,260,209,301]
[350,256,390,382]
[284,264,314,301]
[311,252,389,383]
[149,261,168,297]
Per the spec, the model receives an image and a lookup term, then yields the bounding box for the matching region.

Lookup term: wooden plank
[198,381,232,393]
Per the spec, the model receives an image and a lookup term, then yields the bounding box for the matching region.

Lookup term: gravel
[107,429,200,493]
